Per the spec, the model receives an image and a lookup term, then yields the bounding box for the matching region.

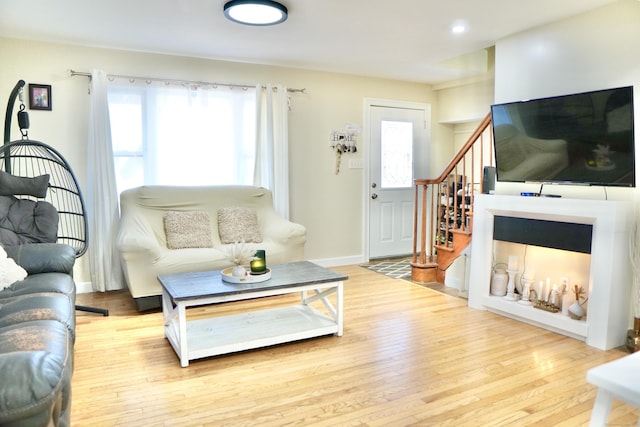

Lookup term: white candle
[508,255,518,270]
[550,284,558,305]
[545,277,551,301]
[538,280,543,299]
[523,269,535,281]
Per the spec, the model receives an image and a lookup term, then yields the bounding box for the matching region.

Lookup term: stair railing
[411,113,493,283]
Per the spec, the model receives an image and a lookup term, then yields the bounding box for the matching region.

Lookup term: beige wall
[0,37,449,283]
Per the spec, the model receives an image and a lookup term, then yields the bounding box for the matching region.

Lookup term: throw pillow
[0,170,50,198]
[163,211,213,250]
[0,245,27,290]
[0,195,59,245]
[218,207,263,244]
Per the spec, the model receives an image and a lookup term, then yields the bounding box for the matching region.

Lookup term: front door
[367,102,430,259]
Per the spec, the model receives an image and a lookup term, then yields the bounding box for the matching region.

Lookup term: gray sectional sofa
[0,188,77,426]
[0,243,76,427]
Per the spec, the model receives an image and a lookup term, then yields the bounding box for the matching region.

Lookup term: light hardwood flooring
[73,265,639,426]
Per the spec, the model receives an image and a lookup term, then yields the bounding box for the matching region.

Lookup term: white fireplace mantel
[468,194,631,350]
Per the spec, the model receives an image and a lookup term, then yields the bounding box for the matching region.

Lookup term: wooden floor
[73,265,639,426]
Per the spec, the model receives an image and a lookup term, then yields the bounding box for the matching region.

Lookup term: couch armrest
[260,211,307,246]
[4,243,75,275]
[0,351,64,427]
[116,231,162,260]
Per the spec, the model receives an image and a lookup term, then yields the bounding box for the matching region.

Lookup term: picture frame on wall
[28,84,52,111]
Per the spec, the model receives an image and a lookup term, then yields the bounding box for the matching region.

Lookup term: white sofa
[116,185,306,311]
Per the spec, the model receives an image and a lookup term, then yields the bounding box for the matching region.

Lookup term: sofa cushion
[0,320,71,427]
[0,195,59,246]
[0,273,76,310]
[0,170,50,198]
[0,293,75,340]
[163,211,213,250]
[217,207,263,244]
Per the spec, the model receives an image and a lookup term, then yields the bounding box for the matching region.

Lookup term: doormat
[361,258,467,299]
[361,258,411,279]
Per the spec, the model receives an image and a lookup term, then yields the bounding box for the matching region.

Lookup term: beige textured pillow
[163,211,213,249]
[218,207,263,244]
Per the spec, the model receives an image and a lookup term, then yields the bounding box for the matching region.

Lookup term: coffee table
[158,261,347,367]
[586,351,640,426]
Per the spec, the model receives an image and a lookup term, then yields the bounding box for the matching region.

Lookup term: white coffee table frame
[159,262,345,367]
[586,351,640,426]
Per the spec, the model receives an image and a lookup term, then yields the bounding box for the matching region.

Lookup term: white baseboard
[310,255,365,268]
[76,281,93,294]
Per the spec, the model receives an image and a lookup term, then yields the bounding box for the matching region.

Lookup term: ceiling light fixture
[224,0,288,26]
[451,19,468,34]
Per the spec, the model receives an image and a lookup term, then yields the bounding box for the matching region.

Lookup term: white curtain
[254,84,290,219]
[86,69,124,291]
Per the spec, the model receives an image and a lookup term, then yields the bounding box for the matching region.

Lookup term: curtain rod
[69,70,307,93]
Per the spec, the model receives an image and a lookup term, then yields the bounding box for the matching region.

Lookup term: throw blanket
[0,195,58,246]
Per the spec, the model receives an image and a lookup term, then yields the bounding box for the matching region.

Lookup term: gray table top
[158,261,348,301]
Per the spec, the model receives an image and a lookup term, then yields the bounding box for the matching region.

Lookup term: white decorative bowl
[221,267,271,284]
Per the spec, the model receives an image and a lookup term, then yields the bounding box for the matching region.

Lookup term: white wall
[493,0,640,200]
[0,37,440,283]
[490,0,640,329]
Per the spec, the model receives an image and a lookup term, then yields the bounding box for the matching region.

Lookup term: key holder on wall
[330,123,360,174]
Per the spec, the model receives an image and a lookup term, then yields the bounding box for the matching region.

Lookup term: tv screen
[491,86,635,187]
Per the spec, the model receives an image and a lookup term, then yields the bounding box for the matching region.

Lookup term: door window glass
[380,120,413,188]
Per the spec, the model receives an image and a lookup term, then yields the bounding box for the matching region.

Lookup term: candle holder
[504,268,518,301]
[518,278,533,306]
[250,258,267,274]
[533,287,561,313]
[250,249,267,275]
[534,299,561,313]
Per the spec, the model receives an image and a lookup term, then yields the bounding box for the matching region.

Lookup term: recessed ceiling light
[224,0,288,26]
[452,24,466,34]
[451,19,468,35]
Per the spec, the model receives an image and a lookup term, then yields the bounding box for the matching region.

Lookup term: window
[108,84,257,195]
[380,120,413,188]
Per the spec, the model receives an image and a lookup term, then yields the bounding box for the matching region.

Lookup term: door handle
[371,193,378,199]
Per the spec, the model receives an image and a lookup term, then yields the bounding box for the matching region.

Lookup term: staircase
[411,113,493,284]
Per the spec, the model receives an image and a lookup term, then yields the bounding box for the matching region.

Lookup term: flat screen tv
[491,86,635,187]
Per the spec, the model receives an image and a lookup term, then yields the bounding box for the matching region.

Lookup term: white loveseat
[116,185,306,311]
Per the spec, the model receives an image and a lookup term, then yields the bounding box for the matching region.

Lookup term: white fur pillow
[218,207,263,244]
[0,245,27,290]
[163,211,214,250]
